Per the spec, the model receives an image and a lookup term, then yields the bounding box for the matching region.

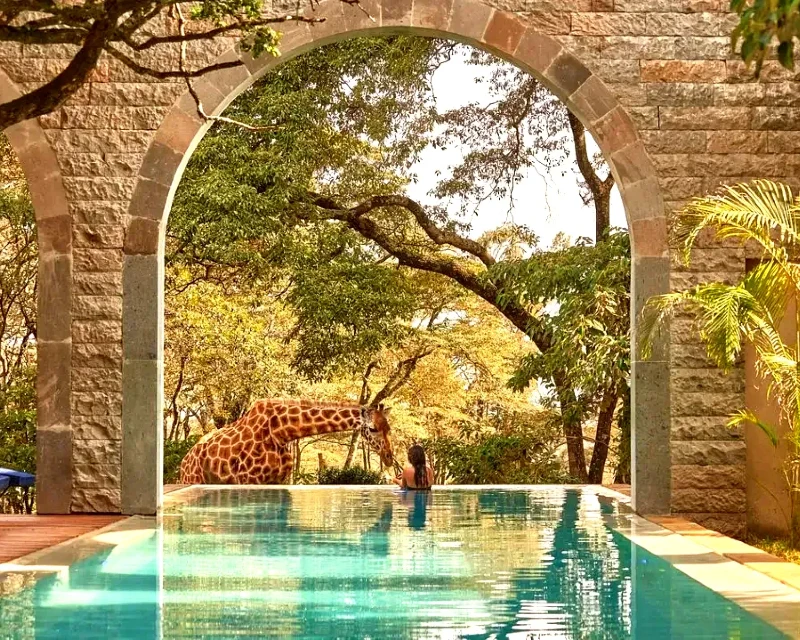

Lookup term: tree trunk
[614,386,632,484]
[344,429,360,469]
[555,374,588,481]
[588,385,621,483]
[595,189,611,241]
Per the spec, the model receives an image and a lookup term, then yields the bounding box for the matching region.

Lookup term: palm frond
[672,180,800,266]
[728,408,779,447]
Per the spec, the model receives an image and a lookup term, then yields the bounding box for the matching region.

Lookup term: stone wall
[2,0,791,533]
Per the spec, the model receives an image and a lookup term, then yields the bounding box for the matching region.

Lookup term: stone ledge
[648,515,800,592]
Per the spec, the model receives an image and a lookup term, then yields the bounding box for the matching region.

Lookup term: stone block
[72,366,123,394]
[631,217,669,258]
[706,131,768,154]
[569,76,617,123]
[74,272,123,297]
[58,153,141,178]
[38,255,72,342]
[671,341,723,368]
[74,249,123,273]
[593,107,639,156]
[620,176,665,221]
[89,82,184,107]
[128,177,170,221]
[72,320,123,345]
[641,131,706,154]
[36,427,72,515]
[124,217,162,256]
[60,106,169,131]
[520,12,571,35]
[137,141,183,187]
[73,463,121,489]
[544,52,592,100]
[713,83,765,107]
[70,201,128,227]
[586,59,640,83]
[38,215,72,255]
[659,176,704,200]
[124,255,161,361]
[38,341,71,429]
[670,270,741,289]
[514,29,562,75]
[631,359,671,514]
[672,416,744,441]
[483,10,526,53]
[671,390,742,417]
[627,106,659,130]
[671,464,745,490]
[671,488,746,513]
[768,132,800,153]
[45,129,154,154]
[63,177,136,201]
[73,224,125,249]
[71,488,121,514]
[671,367,745,394]
[73,390,123,417]
[382,0,413,26]
[673,246,745,272]
[571,13,647,35]
[412,0,454,29]
[450,0,494,41]
[753,107,800,131]
[641,60,725,83]
[688,153,790,177]
[671,440,746,465]
[660,107,751,130]
[73,440,121,466]
[73,415,121,441]
[73,295,122,321]
[645,83,715,106]
[611,141,656,184]
[644,12,730,36]
[122,359,163,515]
[73,343,123,369]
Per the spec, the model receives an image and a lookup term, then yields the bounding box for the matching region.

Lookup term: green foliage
[494,230,631,412]
[731,0,800,74]
[318,466,383,485]
[425,411,568,484]
[164,435,201,484]
[642,180,800,538]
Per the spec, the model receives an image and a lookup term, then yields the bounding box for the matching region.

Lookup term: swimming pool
[0,486,796,639]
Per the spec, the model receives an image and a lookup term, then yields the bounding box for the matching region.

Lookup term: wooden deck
[0,515,123,564]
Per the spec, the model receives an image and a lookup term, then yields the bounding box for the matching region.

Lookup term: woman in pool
[392,444,434,490]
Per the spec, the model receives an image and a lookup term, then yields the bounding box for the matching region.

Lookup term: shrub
[318,466,383,485]
[164,435,200,484]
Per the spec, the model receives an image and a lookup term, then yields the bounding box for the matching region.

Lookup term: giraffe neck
[265,402,364,444]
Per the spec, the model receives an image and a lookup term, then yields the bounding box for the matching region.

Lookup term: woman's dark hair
[408,444,427,487]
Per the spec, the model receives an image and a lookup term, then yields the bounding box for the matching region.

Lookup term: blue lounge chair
[0,475,8,492]
[0,468,35,489]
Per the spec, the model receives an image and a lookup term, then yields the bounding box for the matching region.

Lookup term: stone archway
[0,70,72,514]
[123,1,671,516]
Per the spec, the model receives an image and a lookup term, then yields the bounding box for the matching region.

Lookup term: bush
[0,366,37,513]
[318,466,383,485]
[425,427,569,485]
[164,435,200,484]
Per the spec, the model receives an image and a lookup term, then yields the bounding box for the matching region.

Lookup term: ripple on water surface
[0,487,789,639]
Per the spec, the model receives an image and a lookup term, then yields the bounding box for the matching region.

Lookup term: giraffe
[179,399,394,484]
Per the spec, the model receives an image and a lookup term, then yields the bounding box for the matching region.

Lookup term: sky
[403,46,627,247]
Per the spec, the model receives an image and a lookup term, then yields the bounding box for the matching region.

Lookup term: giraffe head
[361,404,394,467]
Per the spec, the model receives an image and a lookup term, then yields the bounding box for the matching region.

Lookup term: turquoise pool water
[0,487,788,639]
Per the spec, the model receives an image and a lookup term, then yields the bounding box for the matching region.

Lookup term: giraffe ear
[382,407,392,417]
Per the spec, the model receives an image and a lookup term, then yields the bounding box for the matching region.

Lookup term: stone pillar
[631,256,672,514]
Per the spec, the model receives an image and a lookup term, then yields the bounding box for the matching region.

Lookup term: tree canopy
[169,35,631,482]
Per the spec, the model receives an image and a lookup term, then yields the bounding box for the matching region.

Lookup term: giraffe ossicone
[179,399,394,484]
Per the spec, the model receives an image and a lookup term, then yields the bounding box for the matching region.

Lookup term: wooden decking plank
[0,514,123,563]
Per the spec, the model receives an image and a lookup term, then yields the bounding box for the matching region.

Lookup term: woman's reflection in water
[400,489,432,530]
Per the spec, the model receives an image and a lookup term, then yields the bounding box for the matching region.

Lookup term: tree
[731,0,800,74]
[0,134,38,513]
[0,0,362,129]
[641,180,800,541]
[170,35,629,482]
